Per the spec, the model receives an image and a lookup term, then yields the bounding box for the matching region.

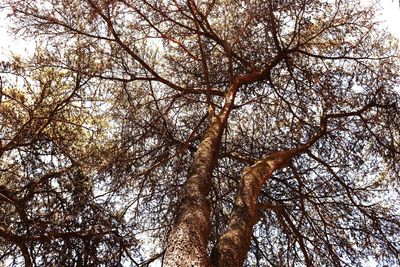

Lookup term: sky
[380,0,400,37]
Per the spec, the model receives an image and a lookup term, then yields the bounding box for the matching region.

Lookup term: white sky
[379,0,400,38]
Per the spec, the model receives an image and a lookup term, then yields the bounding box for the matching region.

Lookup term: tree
[1,0,399,266]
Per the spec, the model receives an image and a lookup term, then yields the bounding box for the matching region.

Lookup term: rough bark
[163,118,224,266]
[163,79,240,266]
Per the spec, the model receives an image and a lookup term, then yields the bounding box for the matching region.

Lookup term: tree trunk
[164,79,240,266]
[163,118,225,267]
[211,152,293,267]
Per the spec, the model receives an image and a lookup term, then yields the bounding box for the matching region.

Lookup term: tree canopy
[1,0,399,266]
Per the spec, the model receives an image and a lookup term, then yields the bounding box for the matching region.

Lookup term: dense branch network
[0,0,399,266]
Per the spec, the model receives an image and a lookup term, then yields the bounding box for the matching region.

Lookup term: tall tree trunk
[163,118,224,266]
[164,82,239,266]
